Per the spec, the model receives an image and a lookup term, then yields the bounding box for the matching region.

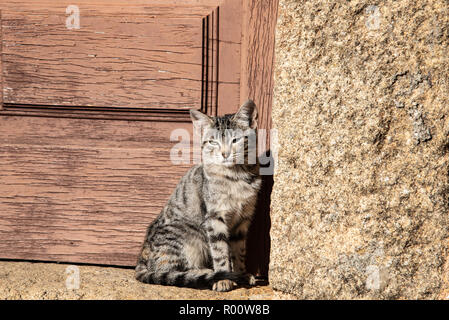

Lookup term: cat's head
[190,100,258,167]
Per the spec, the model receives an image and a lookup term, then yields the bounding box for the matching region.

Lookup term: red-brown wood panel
[0,116,192,265]
[2,1,214,109]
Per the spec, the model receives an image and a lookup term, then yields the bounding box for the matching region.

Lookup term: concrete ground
[0,261,296,300]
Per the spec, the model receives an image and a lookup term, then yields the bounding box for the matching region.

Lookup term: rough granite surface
[0,261,295,300]
[269,0,449,299]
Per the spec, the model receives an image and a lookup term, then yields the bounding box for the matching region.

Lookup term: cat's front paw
[212,279,237,292]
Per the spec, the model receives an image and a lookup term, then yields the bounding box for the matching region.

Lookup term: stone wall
[269,0,449,299]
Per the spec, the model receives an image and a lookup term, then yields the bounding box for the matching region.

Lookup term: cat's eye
[232,137,242,144]
[208,140,219,146]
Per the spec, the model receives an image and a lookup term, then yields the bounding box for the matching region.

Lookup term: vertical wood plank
[208,7,219,116]
[240,0,279,142]
[240,0,279,278]
[0,10,3,110]
[201,8,219,117]
[216,0,242,115]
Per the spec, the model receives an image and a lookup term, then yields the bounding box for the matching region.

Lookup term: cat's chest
[206,178,259,213]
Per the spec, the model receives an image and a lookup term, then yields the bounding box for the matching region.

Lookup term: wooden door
[0,0,277,277]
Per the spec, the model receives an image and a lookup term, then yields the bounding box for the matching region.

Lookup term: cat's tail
[135,266,254,289]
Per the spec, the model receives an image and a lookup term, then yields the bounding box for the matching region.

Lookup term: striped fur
[135,100,261,291]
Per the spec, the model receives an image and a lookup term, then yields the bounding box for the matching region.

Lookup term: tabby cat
[135,100,261,292]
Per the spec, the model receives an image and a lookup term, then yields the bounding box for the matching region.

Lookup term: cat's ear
[190,109,213,129]
[233,99,258,129]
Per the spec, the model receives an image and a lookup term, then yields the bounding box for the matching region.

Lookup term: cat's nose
[221,147,231,159]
